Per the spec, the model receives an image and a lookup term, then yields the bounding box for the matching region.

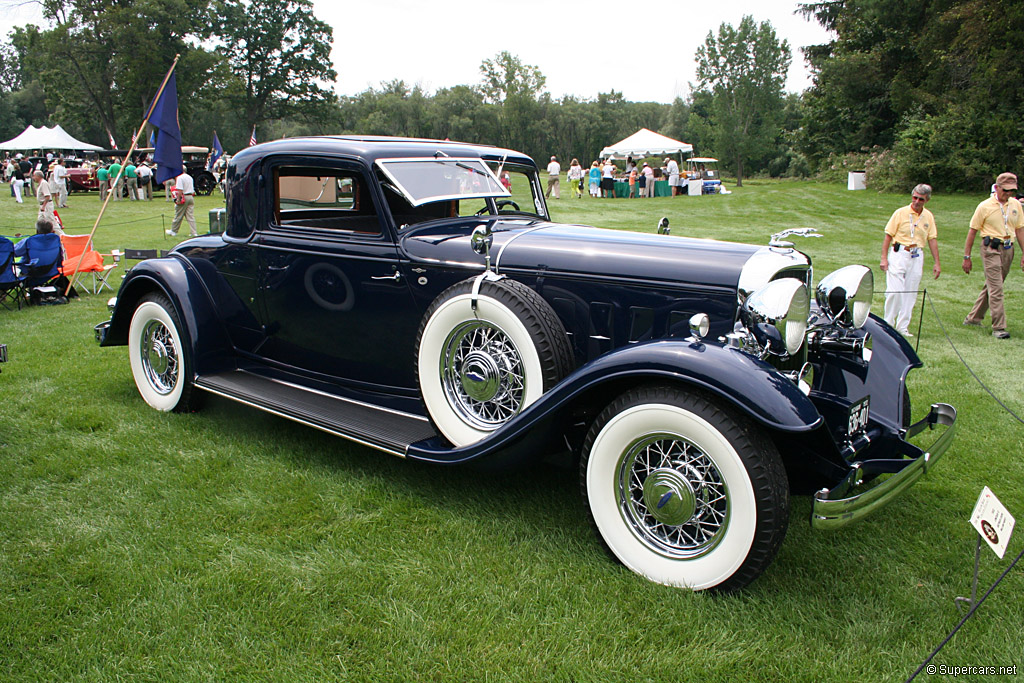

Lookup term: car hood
[402,219,762,290]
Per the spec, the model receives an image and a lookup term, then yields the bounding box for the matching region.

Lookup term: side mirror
[471,223,495,273]
[471,224,492,256]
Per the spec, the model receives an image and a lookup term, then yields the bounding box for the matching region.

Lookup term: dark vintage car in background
[65,146,218,196]
[95,136,956,591]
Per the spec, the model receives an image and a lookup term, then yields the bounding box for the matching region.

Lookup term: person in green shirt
[96,164,110,201]
[107,161,122,201]
[124,162,138,201]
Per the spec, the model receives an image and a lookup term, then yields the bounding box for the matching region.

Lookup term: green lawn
[1,181,1022,681]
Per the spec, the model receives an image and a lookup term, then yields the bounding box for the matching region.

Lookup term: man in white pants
[880,184,941,336]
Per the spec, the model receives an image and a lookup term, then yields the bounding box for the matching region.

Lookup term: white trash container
[848,171,866,191]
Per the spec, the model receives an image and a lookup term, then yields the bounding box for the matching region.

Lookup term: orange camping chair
[60,234,119,294]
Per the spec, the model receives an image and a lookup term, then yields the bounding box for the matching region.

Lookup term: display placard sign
[969,487,1015,559]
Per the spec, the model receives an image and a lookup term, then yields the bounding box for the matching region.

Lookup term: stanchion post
[954,535,982,612]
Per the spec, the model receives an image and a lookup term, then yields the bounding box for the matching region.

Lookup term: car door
[254,157,422,391]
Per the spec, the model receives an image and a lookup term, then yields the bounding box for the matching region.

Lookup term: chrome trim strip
[252,372,430,423]
[811,403,957,530]
[195,383,408,458]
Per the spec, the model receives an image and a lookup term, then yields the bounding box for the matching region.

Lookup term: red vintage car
[66,161,99,192]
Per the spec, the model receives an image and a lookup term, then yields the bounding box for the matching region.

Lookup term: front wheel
[128,293,201,412]
[580,384,789,591]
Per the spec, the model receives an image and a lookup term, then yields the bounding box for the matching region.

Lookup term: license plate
[847,396,870,437]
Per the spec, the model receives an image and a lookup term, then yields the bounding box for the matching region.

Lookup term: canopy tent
[0,124,103,152]
[600,128,693,160]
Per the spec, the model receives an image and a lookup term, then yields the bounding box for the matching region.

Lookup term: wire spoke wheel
[139,318,180,395]
[442,320,526,430]
[618,434,729,559]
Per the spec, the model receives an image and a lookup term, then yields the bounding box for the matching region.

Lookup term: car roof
[229,135,537,170]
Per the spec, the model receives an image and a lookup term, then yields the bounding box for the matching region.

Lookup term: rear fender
[101,256,235,375]
[407,339,822,465]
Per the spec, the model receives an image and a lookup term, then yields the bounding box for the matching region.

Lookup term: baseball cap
[996,172,1017,190]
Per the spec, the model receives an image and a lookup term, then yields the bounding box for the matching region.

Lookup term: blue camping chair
[15,232,63,288]
[0,236,25,310]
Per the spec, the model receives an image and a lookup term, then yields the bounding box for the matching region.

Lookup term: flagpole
[66,54,181,296]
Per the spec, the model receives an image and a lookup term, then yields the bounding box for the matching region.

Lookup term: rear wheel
[580,384,789,591]
[128,293,201,412]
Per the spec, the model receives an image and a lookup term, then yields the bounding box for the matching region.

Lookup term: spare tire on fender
[416,276,573,447]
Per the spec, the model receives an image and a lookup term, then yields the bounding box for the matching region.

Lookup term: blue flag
[148,71,183,185]
[208,131,223,171]
[148,131,156,147]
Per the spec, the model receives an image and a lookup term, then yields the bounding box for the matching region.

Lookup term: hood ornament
[770,228,822,250]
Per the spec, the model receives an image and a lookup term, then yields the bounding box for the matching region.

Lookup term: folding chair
[16,232,63,305]
[0,236,25,310]
[60,234,119,294]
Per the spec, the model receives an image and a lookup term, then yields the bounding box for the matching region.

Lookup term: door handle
[371,270,402,282]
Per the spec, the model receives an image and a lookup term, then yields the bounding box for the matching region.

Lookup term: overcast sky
[4,0,832,104]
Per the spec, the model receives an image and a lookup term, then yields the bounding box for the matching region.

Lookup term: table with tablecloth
[612,179,670,198]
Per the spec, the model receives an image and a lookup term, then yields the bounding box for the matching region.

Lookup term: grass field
[1,181,1022,681]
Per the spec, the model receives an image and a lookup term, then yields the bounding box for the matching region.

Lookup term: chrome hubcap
[139,319,178,395]
[642,468,697,526]
[617,434,729,559]
[441,321,525,431]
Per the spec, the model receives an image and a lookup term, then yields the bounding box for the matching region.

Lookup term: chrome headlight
[741,278,810,356]
[816,265,873,328]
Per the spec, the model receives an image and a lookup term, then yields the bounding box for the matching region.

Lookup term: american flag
[131,130,137,145]
[249,127,257,146]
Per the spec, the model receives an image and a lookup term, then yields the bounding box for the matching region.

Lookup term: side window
[274,167,381,234]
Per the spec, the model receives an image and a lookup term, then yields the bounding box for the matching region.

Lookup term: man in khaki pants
[962,172,1024,338]
[165,169,197,238]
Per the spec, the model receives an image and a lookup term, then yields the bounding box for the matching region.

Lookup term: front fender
[99,255,236,376]
[407,339,822,465]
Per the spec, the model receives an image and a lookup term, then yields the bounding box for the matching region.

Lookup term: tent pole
[66,55,180,296]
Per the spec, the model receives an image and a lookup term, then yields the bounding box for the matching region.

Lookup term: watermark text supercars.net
[926,664,1017,677]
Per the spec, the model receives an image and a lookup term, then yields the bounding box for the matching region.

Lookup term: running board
[195,370,436,457]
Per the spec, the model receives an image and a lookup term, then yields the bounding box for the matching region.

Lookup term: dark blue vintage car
[96,136,956,591]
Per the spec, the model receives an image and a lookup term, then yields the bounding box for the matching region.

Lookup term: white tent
[0,124,103,151]
[600,128,693,160]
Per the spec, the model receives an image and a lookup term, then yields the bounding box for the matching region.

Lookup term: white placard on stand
[969,486,1015,559]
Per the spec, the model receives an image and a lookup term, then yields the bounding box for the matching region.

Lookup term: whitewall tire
[128,294,199,412]
[417,278,572,447]
[581,384,789,591]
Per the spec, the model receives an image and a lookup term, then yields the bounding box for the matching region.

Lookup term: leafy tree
[693,16,791,186]
[20,0,217,146]
[213,0,336,135]
[479,51,545,104]
[478,52,548,158]
[797,0,1024,190]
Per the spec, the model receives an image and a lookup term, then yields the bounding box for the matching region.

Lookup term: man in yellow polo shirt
[880,183,941,336]
[962,172,1024,339]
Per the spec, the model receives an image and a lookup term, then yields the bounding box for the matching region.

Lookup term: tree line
[2,0,1020,192]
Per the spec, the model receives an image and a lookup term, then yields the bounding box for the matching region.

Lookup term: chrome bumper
[811,403,957,530]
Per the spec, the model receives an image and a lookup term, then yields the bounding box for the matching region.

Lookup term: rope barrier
[920,293,1024,426]
[0,214,170,232]
[906,544,1024,682]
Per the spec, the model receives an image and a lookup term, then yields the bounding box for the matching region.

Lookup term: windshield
[376,157,510,207]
